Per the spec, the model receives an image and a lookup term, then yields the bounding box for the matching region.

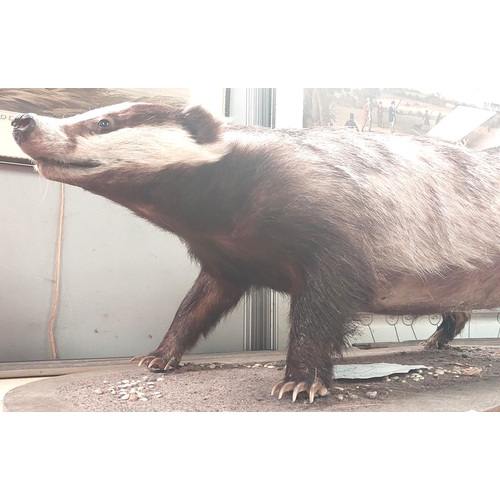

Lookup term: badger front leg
[131,269,246,370]
[271,269,359,403]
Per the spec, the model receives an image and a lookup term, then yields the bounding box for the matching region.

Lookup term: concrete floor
[0,351,286,411]
[0,377,46,410]
[3,342,500,411]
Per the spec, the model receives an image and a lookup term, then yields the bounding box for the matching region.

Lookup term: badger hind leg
[420,311,471,349]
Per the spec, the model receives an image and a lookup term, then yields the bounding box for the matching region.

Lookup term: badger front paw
[129,352,181,371]
[271,377,330,403]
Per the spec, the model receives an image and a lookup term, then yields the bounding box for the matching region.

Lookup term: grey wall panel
[50,186,244,359]
[276,295,290,352]
[1,166,245,361]
[0,165,60,361]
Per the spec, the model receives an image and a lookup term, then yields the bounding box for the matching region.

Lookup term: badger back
[306,130,500,278]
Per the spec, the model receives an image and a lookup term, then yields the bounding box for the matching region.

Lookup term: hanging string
[48,182,65,359]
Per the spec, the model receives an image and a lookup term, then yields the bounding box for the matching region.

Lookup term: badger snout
[12,113,36,145]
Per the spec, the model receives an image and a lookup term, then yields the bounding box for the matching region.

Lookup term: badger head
[12,102,229,185]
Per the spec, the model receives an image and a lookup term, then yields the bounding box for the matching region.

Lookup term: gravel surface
[54,345,500,411]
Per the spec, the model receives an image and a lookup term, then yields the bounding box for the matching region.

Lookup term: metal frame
[226,88,279,351]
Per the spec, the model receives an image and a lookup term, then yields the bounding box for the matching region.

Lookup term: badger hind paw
[129,354,179,371]
[271,378,329,403]
[419,338,449,349]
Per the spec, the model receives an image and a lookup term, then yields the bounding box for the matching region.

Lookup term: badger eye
[98,118,110,128]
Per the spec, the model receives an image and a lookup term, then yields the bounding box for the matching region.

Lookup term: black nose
[12,113,36,144]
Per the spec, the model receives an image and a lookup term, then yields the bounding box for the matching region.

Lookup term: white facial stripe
[74,125,229,170]
[36,116,69,143]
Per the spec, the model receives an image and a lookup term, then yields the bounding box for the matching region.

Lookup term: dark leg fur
[421,311,471,349]
[272,255,366,403]
[131,269,246,370]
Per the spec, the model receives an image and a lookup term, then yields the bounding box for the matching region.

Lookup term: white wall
[273,89,304,349]
[189,88,226,116]
[275,88,304,129]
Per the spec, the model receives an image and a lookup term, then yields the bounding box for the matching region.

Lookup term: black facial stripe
[63,104,182,137]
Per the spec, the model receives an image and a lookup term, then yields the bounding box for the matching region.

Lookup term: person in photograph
[388,100,397,133]
[377,101,384,128]
[344,113,359,131]
[422,110,431,131]
[361,98,372,132]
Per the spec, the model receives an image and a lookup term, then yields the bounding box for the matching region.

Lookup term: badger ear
[180,105,223,144]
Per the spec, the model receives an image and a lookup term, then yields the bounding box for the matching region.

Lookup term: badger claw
[271,378,329,403]
[129,355,155,367]
[148,357,166,369]
[129,354,179,371]
[278,381,296,399]
[309,380,328,404]
[292,382,308,402]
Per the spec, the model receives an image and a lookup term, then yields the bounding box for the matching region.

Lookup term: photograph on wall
[303,88,500,150]
[0,88,190,117]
